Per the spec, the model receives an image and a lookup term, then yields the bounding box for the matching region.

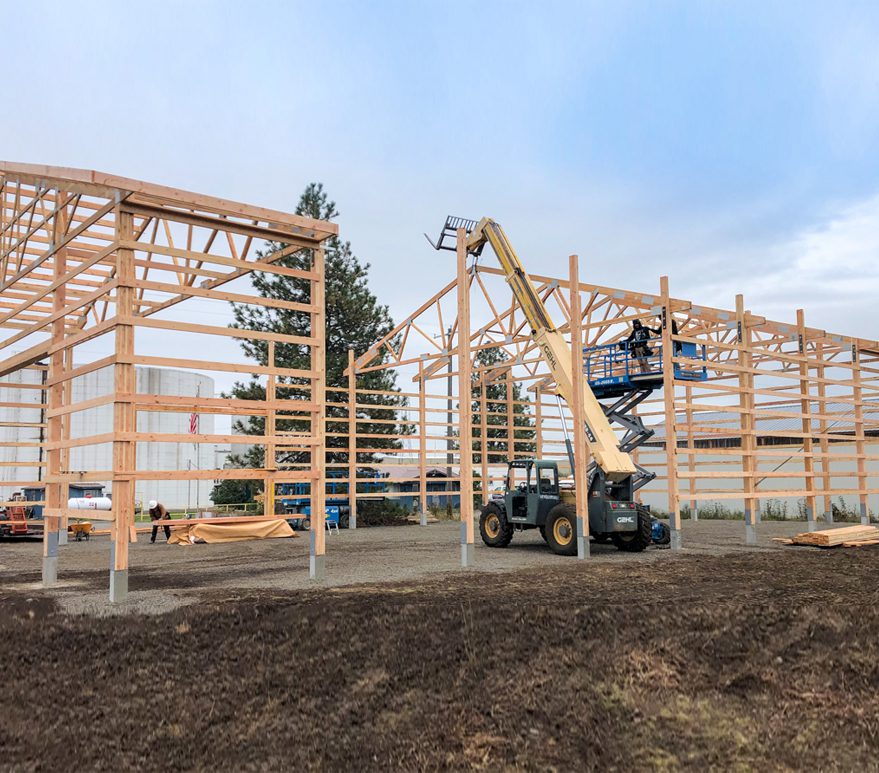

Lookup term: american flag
[189,385,199,434]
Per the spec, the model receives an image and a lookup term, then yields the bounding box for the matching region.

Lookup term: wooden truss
[339,246,879,550]
[0,162,335,600]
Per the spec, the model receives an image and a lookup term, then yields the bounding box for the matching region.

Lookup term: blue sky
[4,0,879,342]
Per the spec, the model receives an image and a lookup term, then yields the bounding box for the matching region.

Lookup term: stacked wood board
[773,524,879,548]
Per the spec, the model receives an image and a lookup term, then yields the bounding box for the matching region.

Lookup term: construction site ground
[2,519,878,770]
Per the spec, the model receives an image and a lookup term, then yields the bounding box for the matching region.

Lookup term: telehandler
[428,217,690,554]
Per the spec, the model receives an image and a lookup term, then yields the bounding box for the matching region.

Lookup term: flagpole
[191,384,200,516]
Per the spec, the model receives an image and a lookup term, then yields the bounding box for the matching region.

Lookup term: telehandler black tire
[611,506,652,552]
[479,502,513,548]
[545,504,578,556]
[538,525,547,542]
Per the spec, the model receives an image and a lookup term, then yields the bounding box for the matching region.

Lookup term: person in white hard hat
[148,499,171,543]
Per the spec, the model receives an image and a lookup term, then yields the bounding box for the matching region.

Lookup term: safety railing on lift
[583,339,707,388]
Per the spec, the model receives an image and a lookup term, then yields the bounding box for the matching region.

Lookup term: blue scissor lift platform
[577,339,708,494]
[584,339,707,400]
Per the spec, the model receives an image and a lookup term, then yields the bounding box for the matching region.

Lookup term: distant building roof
[646,399,879,448]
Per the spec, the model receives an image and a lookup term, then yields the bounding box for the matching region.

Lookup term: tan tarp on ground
[168,518,297,545]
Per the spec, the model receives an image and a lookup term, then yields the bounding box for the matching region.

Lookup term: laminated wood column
[310,245,327,579]
[456,228,475,567]
[534,390,543,459]
[851,341,869,524]
[348,349,358,529]
[797,310,817,528]
[736,295,758,543]
[42,197,69,586]
[506,369,514,462]
[569,255,590,559]
[110,208,136,602]
[631,401,642,506]
[685,385,697,520]
[480,377,489,505]
[264,341,277,520]
[660,276,682,550]
[815,341,832,523]
[418,360,428,525]
[57,348,72,546]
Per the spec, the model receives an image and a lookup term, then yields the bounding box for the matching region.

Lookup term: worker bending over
[148,499,171,543]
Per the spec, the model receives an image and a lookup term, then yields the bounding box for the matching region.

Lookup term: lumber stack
[774,524,879,548]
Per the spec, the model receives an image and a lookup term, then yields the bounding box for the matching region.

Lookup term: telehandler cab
[479,458,653,555]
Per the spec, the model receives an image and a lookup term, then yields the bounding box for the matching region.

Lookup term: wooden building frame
[0,162,335,601]
[333,231,879,557]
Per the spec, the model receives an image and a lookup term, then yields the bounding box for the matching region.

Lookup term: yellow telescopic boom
[466,218,636,480]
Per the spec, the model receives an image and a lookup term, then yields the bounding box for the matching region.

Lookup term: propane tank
[67,497,113,511]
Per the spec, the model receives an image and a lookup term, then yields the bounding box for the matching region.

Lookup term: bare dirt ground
[2,520,878,771]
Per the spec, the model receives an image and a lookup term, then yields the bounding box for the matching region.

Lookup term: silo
[1,366,222,509]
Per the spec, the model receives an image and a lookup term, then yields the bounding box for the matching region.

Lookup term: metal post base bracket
[745,524,757,545]
[42,556,58,587]
[461,542,475,568]
[670,529,683,551]
[577,536,590,560]
[309,554,326,581]
[109,570,128,603]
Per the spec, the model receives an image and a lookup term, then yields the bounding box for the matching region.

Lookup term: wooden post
[456,228,475,567]
[110,208,136,601]
[42,196,68,586]
[56,348,72,546]
[480,376,489,505]
[631,401,642,506]
[264,341,277,520]
[660,276,682,549]
[851,341,869,524]
[736,294,758,544]
[569,255,590,558]
[506,369,514,462]
[685,384,697,520]
[797,309,817,528]
[310,245,327,579]
[815,340,832,523]
[534,389,543,459]
[348,349,358,529]
[418,359,428,525]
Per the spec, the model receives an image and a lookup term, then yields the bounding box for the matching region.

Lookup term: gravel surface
[0,519,810,614]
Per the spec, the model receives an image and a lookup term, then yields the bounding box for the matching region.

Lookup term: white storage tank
[0,366,224,509]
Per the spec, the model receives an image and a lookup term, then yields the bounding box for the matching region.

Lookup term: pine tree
[221,183,406,481]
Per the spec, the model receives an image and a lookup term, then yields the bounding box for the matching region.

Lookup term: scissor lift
[581,340,707,492]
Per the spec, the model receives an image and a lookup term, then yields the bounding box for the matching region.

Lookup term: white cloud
[689,192,879,339]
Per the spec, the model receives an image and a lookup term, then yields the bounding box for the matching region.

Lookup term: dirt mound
[2,550,878,770]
